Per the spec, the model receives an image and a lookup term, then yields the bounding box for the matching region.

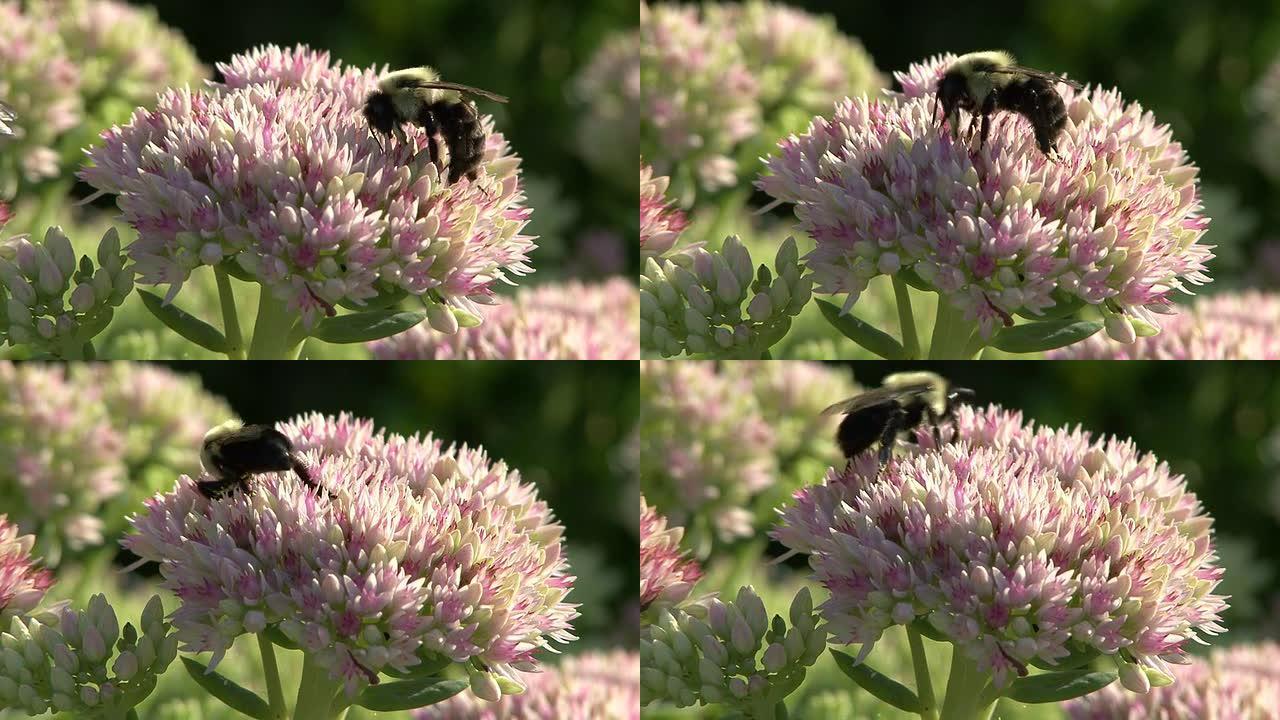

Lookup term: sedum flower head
[371,278,639,359]
[574,33,640,184]
[760,54,1212,341]
[0,594,178,718]
[0,226,134,356]
[640,162,688,261]
[641,236,812,358]
[774,404,1226,691]
[1067,642,1280,719]
[80,44,534,329]
[0,516,53,626]
[416,650,640,720]
[123,412,577,697]
[641,586,825,711]
[640,496,702,613]
[0,1,82,194]
[1050,291,1280,359]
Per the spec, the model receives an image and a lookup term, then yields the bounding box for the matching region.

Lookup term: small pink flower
[640,162,687,260]
[0,514,53,624]
[640,497,701,611]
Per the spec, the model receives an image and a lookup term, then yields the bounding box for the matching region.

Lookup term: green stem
[704,186,751,247]
[939,647,996,720]
[248,285,304,359]
[215,267,245,360]
[258,634,287,720]
[927,299,980,359]
[28,178,73,236]
[893,276,921,359]
[907,627,938,720]
[68,548,113,607]
[293,654,341,720]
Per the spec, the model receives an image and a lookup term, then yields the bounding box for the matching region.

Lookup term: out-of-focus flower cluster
[641,587,825,712]
[0,362,231,557]
[0,1,81,194]
[0,515,52,627]
[774,403,1227,692]
[1049,291,1280,359]
[0,594,178,718]
[745,360,856,469]
[640,1,882,195]
[124,413,577,697]
[0,227,133,356]
[1067,642,1280,719]
[640,497,702,613]
[416,650,640,720]
[81,44,535,330]
[371,278,639,359]
[1253,57,1280,181]
[760,53,1213,342]
[640,163,688,261]
[641,236,812,358]
[574,33,640,185]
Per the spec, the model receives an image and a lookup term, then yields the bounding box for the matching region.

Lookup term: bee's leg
[196,476,245,499]
[922,405,943,448]
[418,108,441,168]
[877,406,910,466]
[290,456,333,499]
[979,113,993,149]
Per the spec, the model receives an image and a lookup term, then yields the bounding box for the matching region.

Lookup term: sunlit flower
[774,403,1226,691]
[371,278,639,360]
[0,515,53,625]
[1067,642,1280,719]
[760,53,1212,341]
[416,650,639,720]
[81,44,534,329]
[1049,291,1280,359]
[640,162,687,261]
[123,413,577,697]
[640,497,701,612]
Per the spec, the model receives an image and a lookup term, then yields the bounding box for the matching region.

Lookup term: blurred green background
[122,0,639,279]
[777,0,1280,292]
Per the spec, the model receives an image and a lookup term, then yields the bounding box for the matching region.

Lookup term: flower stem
[248,285,304,359]
[215,266,245,360]
[293,654,341,720]
[258,634,287,720]
[893,276,920,359]
[927,299,979,359]
[938,647,996,720]
[907,626,938,720]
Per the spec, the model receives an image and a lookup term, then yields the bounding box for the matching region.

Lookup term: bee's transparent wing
[402,80,508,103]
[989,65,1085,90]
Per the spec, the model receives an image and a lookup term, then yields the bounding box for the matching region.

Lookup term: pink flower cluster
[774,404,1226,691]
[123,413,577,697]
[0,514,53,625]
[759,54,1212,340]
[1067,643,1280,719]
[1050,291,1280,359]
[640,497,701,611]
[371,278,639,360]
[640,162,687,260]
[81,44,534,328]
[416,650,639,720]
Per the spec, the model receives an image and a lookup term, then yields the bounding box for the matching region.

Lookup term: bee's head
[934,71,972,128]
[363,91,397,138]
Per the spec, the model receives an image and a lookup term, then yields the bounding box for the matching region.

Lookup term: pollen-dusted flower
[574,33,640,184]
[80,44,534,330]
[0,1,82,194]
[774,403,1227,692]
[760,54,1212,342]
[0,515,53,626]
[1066,643,1280,719]
[123,413,577,697]
[640,497,701,612]
[639,361,776,544]
[370,278,639,360]
[1049,291,1280,359]
[416,650,640,720]
[640,162,688,261]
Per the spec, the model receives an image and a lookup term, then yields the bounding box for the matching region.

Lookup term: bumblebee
[821,372,975,466]
[198,421,317,499]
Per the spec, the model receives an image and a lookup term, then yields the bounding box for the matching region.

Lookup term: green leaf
[1005,670,1118,704]
[382,654,454,680]
[354,677,469,711]
[181,657,273,720]
[909,617,947,643]
[896,266,931,291]
[337,285,410,312]
[830,649,925,713]
[218,258,255,282]
[1028,643,1101,671]
[816,299,906,359]
[137,290,229,353]
[75,307,114,343]
[1015,292,1088,321]
[310,309,427,344]
[989,319,1102,353]
[264,626,300,650]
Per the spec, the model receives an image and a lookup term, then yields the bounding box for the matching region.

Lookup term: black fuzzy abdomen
[997,78,1068,154]
[835,402,899,461]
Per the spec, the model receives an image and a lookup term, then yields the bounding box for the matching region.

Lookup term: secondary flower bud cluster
[0,227,134,356]
[641,236,812,358]
[0,594,178,718]
[641,587,825,712]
